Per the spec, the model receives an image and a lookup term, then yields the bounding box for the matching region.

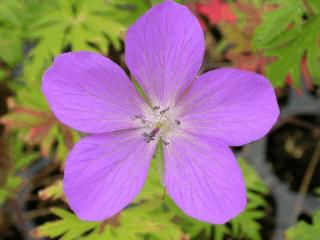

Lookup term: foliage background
[0,0,319,239]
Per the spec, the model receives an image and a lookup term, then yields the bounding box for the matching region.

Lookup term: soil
[266,114,320,194]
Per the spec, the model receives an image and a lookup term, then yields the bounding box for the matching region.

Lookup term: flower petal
[164,134,246,224]
[177,68,279,146]
[125,0,204,107]
[42,51,145,133]
[63,130,156,221]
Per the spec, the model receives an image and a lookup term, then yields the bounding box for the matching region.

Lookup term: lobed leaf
[254,0,320,87]
[286,209,320,240]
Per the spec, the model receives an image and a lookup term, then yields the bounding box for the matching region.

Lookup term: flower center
[132,105,181,144]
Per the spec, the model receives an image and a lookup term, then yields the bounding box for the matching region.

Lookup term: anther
[143,127,160,143]
[132,114,142,119]
[175,119,181,126]
[163,140,170,145]
[153,106,160,110]
[132,114,146,123]
[142,133,154,143]
[160,107,169,115]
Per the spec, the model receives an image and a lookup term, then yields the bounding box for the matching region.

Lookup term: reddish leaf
[226,51,270,74]
[221,1,272,74]
[285,57,313,91]
[0,105,76,159]
[234,1,262,35]
[187,2,207,30]
[197,0,236,25]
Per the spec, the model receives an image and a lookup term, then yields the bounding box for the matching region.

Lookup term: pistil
[133,106,181,144]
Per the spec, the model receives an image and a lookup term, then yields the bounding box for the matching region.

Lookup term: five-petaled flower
[42,0,279,224]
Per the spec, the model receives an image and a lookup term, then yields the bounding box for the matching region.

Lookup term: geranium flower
[42,0,279,224]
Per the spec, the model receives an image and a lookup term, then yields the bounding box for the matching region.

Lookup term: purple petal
[42,51,146,133]
[63,130,156,221]
[125,0,204,107]
[164,134,246,224]
[177,68,279,146]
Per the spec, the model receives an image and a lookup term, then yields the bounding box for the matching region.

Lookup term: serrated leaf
[254,0,320,87]
[0,171,24,204]
[0,0,24,66]
[34,152,183,240]
[8,132,39,170]
[264,16,320,86]
[7,175,22,188]
[34,208,99,240]
[0,68,9,81]
[142,157,269,240]
[25,0,127,80]
[0,29,22,66]
[3,80,80,160]
[253,0,304,49]
[309,0,320,13]
[213,224,229,240]
[38,180,64,201]
[226,158,268,240]
[35,200,183,240]
[286,209,320,240]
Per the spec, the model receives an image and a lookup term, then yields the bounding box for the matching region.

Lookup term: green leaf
[0,110,44,129]
[309,0,320,13]
[7,175,22,189]
[0,0,42,66]
[134,146,166,202]
[253,0,320,87]
[213,225,229,240]
[141,157,269,240]
[0,0,25,66]
[35,200,183,240]
[286,209,320,240]
[162,158,269,240]
[0,68,9,81]
[0,29,22,66]
[226,158,268,240]
[0,175,23,204]
[14,81,49,110]
[8,133,39,170]
[38,180,64,201]
[25,0,128,81]
[35,154,183,240]
[0,189,8,204]
[253,0,304,50]
[4,78,81,160]
[0,134,39,207]
[34,208,99,240]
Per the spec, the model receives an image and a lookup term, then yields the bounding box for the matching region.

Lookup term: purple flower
[42,0,279,224]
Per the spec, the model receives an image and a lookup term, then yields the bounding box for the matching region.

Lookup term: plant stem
[302,0,315,16]
[292,138,320,221]
[23,208,50,219]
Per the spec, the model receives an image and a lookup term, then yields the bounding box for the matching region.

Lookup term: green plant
[253,0,320,87]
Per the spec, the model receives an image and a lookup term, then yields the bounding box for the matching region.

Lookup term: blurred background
[0,0,319,239]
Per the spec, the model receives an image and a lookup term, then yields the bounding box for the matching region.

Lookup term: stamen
[138,105,179,144]
[160,107,169,115]
[143,127,160,143]
[142,133,154,143]
[132,114,145,123]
